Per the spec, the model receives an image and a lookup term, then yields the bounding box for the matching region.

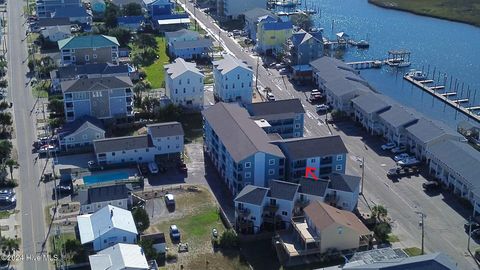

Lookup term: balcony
[263,204,279,214]
[295,199,309,209]
[235,207,250,217]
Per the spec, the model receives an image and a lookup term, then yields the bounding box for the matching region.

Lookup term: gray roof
[94,134,153,153]
[406,117,463,144]
[324,77,371,98]
[427,140,480,189]
[213,54,252,75]
[202,103,285,162]
[112,0,143,6]
[243,8,277,21]
[268,180,299,201]
[247,99,305,117]
[234,185,268,205]
[171,38,213,50]
[352,92,391,115]
[298,178,329,197]
[78,184,131,205]
[165,29,199,40]
[58,116,105,138]
[275,136,348,160]
[327,173,360,193]
[147,122,184,138]
[310,56,359,82]
[37,17,71,27]
[61,76,133,93]
[164,58,203,79]
[378,105,418,129]
[53,63,129,80]
[344,252,458,269]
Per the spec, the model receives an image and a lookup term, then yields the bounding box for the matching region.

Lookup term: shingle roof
[165,29,199,40]
[243,8,276,21]
[327,173,360,193]
[298,178,329,197]
[275,136,348,160]
[77,205,137,244]
[54,63,129,80]
[171,38,213,50]
[268,180,299,201]
[247,99,305,117]
[213,54,252,75]
[57,116,105,138]
[378,105,418,129]
[78,184,131,205]
[89,243,149,270]
[234,185,268,205]
[164,58,203,79]
[344,252,457,270]
[37,17,71,27]
[406,117,462,144]
[310,56,359,82]
[61,76,133,93]
[94,134,153,153]
[58,35,119,50]
[202,103,285,162]
[352,92,391,115]
[324,77,371,98]
[147,121,184,138]
[427,140,480,189]
[304,201,371,235]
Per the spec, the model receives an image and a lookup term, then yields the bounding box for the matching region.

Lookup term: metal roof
[247,98,305,117]
[213,54,252,75]
[234,185,268,205]
[261,20,293,31]
[93,134,153,153]
[146,121,184,138]
[202,102,285,162]
[344,252,457,269]
[327,173,360,193]
[61,76,133,93]
[78,184,131,205]
[268,180,299,201]
[54,63,129,80]
[164,58,203,79]
[275,136,348,160]
[89,243,149,270]
[58,35,119,50]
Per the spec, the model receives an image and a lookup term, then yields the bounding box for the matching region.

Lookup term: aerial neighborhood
[0,0,478,269]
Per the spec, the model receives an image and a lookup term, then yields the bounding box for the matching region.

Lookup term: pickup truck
[387,166,419,178]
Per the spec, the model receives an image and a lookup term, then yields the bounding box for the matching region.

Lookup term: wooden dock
[404,75,480,123]
[346,60,383,69]
[429,86,445,91]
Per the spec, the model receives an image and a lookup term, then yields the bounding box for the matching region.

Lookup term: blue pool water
[83,172,130,186]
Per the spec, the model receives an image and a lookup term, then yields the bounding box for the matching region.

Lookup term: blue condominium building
[36,0,82,18]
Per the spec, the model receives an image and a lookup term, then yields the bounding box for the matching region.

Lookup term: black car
[422,181,439,191]
[465,222,480,232]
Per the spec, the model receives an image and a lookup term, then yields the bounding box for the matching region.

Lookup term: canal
[299,0,480,128]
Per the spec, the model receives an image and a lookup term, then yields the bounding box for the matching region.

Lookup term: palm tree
[0,237,19,255]
[372,205,388,222]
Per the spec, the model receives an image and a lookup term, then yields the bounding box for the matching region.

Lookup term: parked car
[464,221,480,232]
[391,146,407,154]
[316,104,329,112]
[394,153,410,162]
[397,157,420,167]
[387,166,418,178]
[266,93,275,101]
[422,181,439,191]
[165,193,175,206]
[170,225,181,240]
[178,162,187,173]
[381,143,396,150]
[148,162,159,174]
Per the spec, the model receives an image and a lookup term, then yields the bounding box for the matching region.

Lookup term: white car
[394,153,410,162]
[266,93,275,101]
[391,146,407,154]
[381,143,396,150]
[397,157,420,166]
[148,162,159,174]
[316,104,329,112]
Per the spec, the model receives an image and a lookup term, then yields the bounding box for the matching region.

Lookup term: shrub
[219,229,239,248]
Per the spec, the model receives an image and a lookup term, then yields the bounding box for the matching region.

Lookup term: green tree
[122,3,143,16]
[373,222,392,243]
[27,59,35,72]
[131,47,157,67]
[132,207,150,232]
[107,27,132,47]
[0,237,19,255]
[104,3,120,28]
[219,229,239,248]
[0,101,8,111]
[0,79,7,89]
[141,96,160,114]
[135,34,157,50]
[291,13,313,31]
[4,159,17,182]
[48,118,65,130]
[0,112,12,131]
[138,238,158,260]
[0,140,12,159]
[47,99,65,115]
[372,205,388,222]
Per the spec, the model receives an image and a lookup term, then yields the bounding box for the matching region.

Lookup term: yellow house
[256,16,293,56]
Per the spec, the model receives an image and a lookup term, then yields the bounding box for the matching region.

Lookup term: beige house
[276,201,372,264]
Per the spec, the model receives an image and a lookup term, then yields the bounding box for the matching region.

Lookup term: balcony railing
[295,199,309,208]
[235,207,250,217]
[263,204,279,214]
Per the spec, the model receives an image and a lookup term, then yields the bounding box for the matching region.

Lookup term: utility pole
[415,211,426,255]
[360,156,365,195]
[468,216,472,252]
[255,56,259,92]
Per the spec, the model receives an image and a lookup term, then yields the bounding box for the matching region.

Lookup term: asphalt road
[6,0,49,269]
[181,3,478,269]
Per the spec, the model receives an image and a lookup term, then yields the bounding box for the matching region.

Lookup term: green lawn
[178,113,203,143]
[0,211,12,219]
[369,0,480,26]
[403,247,423,257]
[387,234,400,243]
[142,37,170,89]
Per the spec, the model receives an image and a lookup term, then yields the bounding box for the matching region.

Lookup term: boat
[275,0,299,7]
[397,61,411,67]
[406,69,427,80]
[356,40,370,48]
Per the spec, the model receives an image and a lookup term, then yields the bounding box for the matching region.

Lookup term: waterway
[296,0,480,128]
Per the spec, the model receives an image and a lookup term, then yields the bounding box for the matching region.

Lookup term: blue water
[298,0,480,128]
[83,172,130,186]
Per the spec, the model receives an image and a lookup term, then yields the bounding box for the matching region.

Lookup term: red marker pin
[305,167,318,180]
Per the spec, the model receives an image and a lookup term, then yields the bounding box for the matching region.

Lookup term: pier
[404,75,480,123]
[346,60,383,69]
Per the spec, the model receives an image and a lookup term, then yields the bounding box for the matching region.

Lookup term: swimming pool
[83,172,130,186]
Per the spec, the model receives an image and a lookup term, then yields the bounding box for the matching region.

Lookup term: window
[175,89,178,94]
[85,55,89,61]
[282,211,288,216]
[146,148,149,152]
[295,124,300,129]
[269,159,275,165]
[93,54,97,59]
[245,172,251,178]
[241,83,244,88]
[237,74,240,80]
[337,155,343,161]
[336,165,343,171]
[112,152,115,156]
[268,169,275,175]
[244,162,251,168]
[311,158,316,162]
[183,88,186,93]
[86,206,90,210]
[187,78,190,84]
[179,79,182,85]
[119,202,122,205]
[104,239,107,243]
[251,216,256,221]
[123,236,127,242]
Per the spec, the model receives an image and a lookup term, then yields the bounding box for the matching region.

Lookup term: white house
[217,0,267,19]
[93,122,184,165]
[213,54,253,104]
[57,116,105,152]
[89,243,149,270]
[78,184,132,214]
[77,205,138,251]
[38,18,72,41]
[165,58,204,110]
